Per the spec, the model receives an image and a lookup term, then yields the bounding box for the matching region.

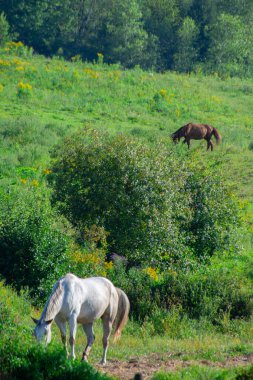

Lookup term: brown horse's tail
[212,127,222,144]
[113,287,130,342]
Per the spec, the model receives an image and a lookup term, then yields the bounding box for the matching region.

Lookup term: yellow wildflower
[175,109,181,117]
[159,89,167,97]
[17,81,33,91]
[31,180,39,187]
[17,81,32,94]
[104,261,113,270]
[43,168,52,175]
[84,68,100,79]
[20,178,27,184]
[0,59,10,67]
[144,267,159,282]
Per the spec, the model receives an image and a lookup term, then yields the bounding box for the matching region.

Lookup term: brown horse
[171,123,221,151]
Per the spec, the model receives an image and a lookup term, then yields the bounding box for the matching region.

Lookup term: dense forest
[1,0,253,76]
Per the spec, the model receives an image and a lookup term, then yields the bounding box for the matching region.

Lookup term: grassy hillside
[1,43,253,202]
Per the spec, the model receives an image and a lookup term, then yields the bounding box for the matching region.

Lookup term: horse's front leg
[183,138,190,149]
[207,140,213,151]
[55,316,69,357]
[101,316,113,365]
[81,323,95,362]
[68,314,78,359]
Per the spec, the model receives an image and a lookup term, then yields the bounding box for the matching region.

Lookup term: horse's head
[171,133,179,144]
[32,317,53,344]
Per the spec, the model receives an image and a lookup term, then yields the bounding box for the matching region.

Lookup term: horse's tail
[212,127,222,144]
[113,287,130,342]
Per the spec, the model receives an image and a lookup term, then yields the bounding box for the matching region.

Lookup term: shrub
[0,185,69,301]
[108,263,252,323]
[50,129,190,266]
[185,163,241,260]
[49,129,241,266]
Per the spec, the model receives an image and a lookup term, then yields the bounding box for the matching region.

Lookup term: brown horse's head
[171,133,179,143]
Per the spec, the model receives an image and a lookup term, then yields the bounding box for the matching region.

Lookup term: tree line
[1,0,253,75]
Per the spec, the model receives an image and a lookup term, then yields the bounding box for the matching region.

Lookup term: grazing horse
[171,123,221,151]
[32,273,130,365]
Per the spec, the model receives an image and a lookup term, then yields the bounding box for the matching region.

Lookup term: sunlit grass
[46,318,253,365]
[1,48,253,203]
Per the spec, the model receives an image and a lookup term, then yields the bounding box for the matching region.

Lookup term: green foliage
[50,129,241,266]
[109,263,252,324]
[185,163,241,259]
[0,185,69,301]
[173,17,199,73]
[2,0,253,73]
[206,13,253,77]
[104,0,156,68]
[50,129,191,266]
[0,12,10,46]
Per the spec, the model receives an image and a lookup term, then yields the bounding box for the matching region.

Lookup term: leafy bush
[50,129,241,267]
[185,163,241,260]
[49,129,190,266]
[0,185,69,301]
[108,263,252,324]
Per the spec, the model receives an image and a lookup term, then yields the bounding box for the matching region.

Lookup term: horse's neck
[42,280,64,322]
[178,126,186,137]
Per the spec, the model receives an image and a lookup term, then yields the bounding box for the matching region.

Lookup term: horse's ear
[31,317,39,324]
[45,319,53,325]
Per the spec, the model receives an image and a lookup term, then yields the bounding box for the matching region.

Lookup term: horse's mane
[42,279,64,322]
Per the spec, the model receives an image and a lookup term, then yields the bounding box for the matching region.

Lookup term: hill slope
[0,43,253,221]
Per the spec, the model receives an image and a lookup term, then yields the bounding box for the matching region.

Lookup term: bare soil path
[96,353,253,379]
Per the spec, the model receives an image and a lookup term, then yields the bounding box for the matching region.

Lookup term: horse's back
[59,275,118,323]
[185,123,212,139]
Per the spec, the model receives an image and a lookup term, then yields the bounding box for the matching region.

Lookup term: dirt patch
[95,353,253,380]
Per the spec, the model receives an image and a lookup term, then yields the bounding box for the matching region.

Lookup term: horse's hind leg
[101,315,113,365]
[81,323,95,362]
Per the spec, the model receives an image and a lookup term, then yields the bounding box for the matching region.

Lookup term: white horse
[32,273,130,365]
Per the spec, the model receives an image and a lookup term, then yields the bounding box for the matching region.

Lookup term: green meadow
[1,43,253,200]
[0,43,253,379]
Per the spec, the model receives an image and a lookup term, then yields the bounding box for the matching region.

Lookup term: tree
[206,13,253,76]
[173,17,199,72]
[103,0,157,68]
[0,12,10,46]
[141,0,180,70]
